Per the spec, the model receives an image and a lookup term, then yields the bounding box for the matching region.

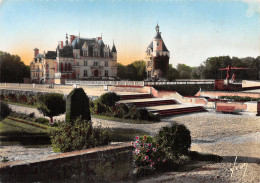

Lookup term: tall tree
[0,51,30,83]
[166,64,179,81]
[176,64,192,79]
[37,93,66,124]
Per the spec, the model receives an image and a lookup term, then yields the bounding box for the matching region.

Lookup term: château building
[30,33,117,84]
[145,24,170,80]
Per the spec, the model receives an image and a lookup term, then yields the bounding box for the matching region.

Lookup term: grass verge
[92,114,158,124]
[108,128,149,142]
[5,101,37,108]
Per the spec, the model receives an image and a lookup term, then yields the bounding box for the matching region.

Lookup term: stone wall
[0,142,133,183]
[108,85,150,93]
[242,80,260,88]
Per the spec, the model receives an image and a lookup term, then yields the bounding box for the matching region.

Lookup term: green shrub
[156,123,191,157]
[98,92,120,107]
[219,96,259,102]
[0,102,11,120]
[50,117,110,152]
[37,93,66,124]
[36,117,49,124]
[92,101,112,116]
[66,88,91,122]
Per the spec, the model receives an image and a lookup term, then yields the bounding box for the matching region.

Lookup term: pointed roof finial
[156,23,159,33]
[65,33,68,45]
[79,31,80,38]
[101,33,102,39]
[111,39,117,52]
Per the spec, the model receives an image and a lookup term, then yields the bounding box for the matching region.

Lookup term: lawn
[92,115,158,124]
[0,117,149,147]
[0,118,50,146]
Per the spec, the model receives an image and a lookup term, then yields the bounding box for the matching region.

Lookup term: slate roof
[45,51,56,59]
[154,31,162,39]
[59,45,74,58]
[111,44,117,52]
[147,40,169,52]
[57,37,114,58]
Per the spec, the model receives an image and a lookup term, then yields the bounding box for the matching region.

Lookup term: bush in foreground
[0,102,11,120]
[133,123,191,177]
[156,123,191,157]
[50,117,110,152]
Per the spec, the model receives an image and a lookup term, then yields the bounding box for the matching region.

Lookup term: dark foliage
[37,93,66,124]
[0,51,30,83]
[156,123,191,157]
[66,88,91,122]
[98,92,120,107]
[0,102,11,120]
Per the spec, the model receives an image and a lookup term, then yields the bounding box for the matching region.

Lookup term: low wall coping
[0,142,132,169]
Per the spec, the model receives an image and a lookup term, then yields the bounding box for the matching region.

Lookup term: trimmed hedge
[0,102,11,120]
[66,88,91,122]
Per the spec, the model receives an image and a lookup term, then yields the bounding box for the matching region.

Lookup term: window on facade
[83,51,88,57]
[84,61,88,66]
[68,63,72,71]
[105,62,108,67]
[157,42,159,47]
[94,52,98,57]
[105,71,108,77]
[65,63,68,71]
[148,71,151,78]
[84,70,88,77]
[94,62,98,66]
[148,61,152,66]
[47,73,49,77]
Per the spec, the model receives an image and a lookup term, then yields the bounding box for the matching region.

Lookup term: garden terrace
[118,98,178,107]
[120,94,153,100]
[147,105,206,117]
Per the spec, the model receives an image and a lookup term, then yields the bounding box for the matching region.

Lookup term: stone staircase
[120,94,153,100]
[149,106,206,117]
[118,94,206,117]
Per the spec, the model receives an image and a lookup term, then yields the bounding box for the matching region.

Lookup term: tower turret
[111,40,117,60]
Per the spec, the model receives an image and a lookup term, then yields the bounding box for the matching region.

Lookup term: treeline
[118,56,260,81]
[117,61,147,81]
[0,51,30,83]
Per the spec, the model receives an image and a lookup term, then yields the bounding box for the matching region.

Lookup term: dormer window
[157,42,159,47]
[83,50,88,57]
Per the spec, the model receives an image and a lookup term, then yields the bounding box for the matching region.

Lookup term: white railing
[65,80,145,86]
[144,81,214,85]
[65,80,214,86]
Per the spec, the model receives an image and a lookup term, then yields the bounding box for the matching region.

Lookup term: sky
[0,0,259,67]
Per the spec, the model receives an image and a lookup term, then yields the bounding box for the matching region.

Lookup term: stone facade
[145,24,170,80]
[30,34,117,84]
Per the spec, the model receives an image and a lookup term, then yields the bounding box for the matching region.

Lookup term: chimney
[70,35,75,44]
[34,48,39,57]
[59,41,64,49]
